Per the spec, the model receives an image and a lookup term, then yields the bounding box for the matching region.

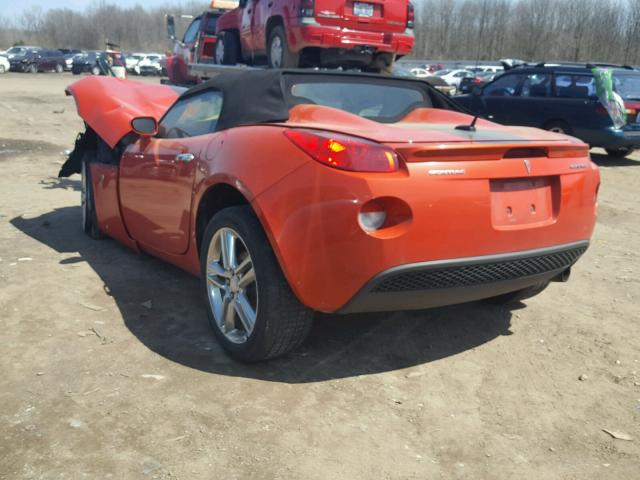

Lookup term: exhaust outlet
[552,267,571,283]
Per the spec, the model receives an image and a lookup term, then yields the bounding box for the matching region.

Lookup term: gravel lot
[0,72,639,479]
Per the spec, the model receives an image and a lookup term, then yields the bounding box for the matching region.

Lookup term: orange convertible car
[59,69,599,361]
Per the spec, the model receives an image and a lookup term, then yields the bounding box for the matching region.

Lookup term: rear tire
[81,157,103,240]
[267,26,299,68]
[215,31,239,65]
[543,120,573,136]
[91,66,100,76]
[485,281,550,305]
[0,65,5,74]
[55,63,64,73]
[605,147,634,158]
[200,206,313,362]
[28,64,38,74]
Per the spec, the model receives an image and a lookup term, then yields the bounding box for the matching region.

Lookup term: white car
[466,65,504,74]
[434,69,476,87]
[410,68,431,78]
[125,53,145,73]
[134,54,164,76]
[0,54,9,73]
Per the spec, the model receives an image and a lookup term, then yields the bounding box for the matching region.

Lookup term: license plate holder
[490,177,557,230]
[353,2,374,17]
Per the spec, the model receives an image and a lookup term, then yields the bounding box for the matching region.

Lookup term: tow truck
[165,0,240,85]
[165,0,414,85]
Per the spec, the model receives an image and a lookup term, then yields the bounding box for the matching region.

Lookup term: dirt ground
[0,72,638,479]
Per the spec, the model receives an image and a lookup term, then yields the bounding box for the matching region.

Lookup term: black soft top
[179,69,464,131]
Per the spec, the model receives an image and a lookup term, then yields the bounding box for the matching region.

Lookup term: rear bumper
[580,125,640,149]
[253,149,599,313]
[339,241,588,313]
[290,22,414,55]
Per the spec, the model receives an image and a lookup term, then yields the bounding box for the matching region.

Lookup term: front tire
[28,64,38,74]
[200,206,313,362]
[80,157,103,239]
[215,31,239,65]
[543,120,572,136]
[605,147,634,158]
[55,63,64,73]
[267,26,299,68]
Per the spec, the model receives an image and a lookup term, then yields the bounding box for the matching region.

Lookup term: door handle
[176,153,195,162]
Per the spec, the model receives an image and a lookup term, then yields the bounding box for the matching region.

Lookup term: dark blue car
[455,64,640,158]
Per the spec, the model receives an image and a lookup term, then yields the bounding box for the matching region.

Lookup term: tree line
[1,0,639,65]
[414,0,640,65]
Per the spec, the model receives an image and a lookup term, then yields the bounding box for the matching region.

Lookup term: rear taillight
[284,129,399,173]
[299,0,314,17]
[407,1,415,28]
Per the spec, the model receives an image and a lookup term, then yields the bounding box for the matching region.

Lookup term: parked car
[4,46,41,60]
[9,48,66,73]
[72,51,103,75]
[60,49,84,71]
[0,54,9,73]
[410,67,430,78]
[125,52,145,72]
[455,64,640,157]
[59,69,598,361]
[134,54,164,76]
[458,71,499,94]
[466,65,503,74]
[215,0,415,72]
[424,63,445,74]
[434,69,475,87]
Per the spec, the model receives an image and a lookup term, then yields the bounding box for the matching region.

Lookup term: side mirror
[166,15,176,41]
[131,117,158,137]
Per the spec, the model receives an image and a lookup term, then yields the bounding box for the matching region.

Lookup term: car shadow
[591,152,640,167]
[11,206,514,383]
[39,177,81,191]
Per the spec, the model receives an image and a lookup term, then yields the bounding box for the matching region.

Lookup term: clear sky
[3,0,170,19]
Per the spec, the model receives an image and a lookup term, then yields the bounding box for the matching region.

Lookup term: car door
[182,16,201,62]
[251,0,269,55]
[238,0,254,57]
[551,73,605,139]
[478,72,526,124]
[119,89,224,255]
[506,72,553,128]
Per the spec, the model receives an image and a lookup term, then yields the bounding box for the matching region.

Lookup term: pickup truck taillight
[407,2,415,29]
[284,129,399,172]
[299,0,315,18]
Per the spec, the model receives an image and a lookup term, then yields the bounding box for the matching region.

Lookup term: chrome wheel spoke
[234,292,256,334]
[206,226,258,344]
[220,230,237,270]
[222,295,235,333]
[238,266,255,289]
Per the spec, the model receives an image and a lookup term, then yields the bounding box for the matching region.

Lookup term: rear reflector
[284,129,399,172]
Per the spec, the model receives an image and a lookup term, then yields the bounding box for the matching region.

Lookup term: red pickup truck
[214,0,415,72]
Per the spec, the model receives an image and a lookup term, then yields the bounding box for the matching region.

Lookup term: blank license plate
[490,177,557,229]
[353,2,374,17]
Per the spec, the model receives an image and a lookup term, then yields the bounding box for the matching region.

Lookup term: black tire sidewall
[199,206,307,361]
[81,156,102,239]
[605,147,634,158]
[268,26,298,68]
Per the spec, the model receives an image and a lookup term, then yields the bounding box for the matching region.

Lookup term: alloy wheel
[206,227,258,344]
[215,39,225,64]
[270,36,283,68]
